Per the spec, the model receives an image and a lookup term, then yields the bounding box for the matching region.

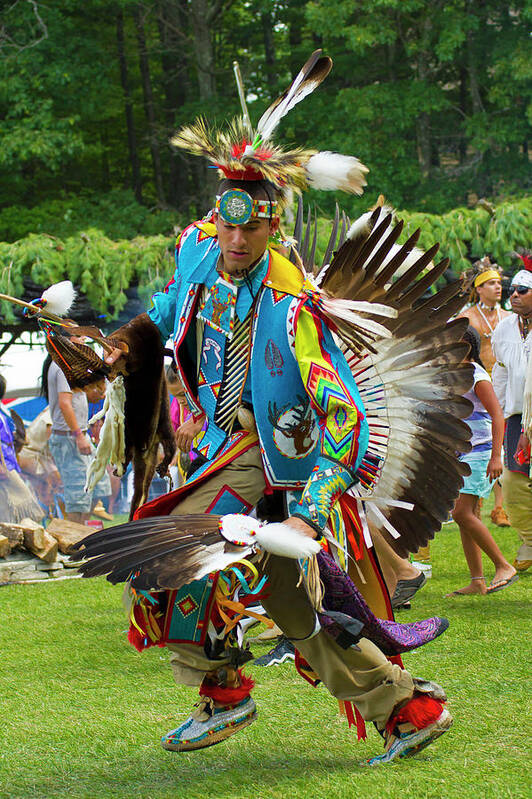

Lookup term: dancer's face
[215,214,279,277]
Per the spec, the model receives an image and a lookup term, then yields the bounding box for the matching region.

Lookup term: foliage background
[0,1,530,323]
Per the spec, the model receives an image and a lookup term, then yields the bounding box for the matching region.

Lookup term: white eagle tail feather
[346,206,433,281]
[319,297,394,339]
[256,53,328,142]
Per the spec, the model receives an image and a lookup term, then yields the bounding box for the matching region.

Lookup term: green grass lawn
[1,503,530,799]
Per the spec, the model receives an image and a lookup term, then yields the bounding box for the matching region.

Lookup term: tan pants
[502,467,532,562]
[167,445,414,728]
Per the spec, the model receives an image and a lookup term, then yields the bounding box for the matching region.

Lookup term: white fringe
[522,347,532,441]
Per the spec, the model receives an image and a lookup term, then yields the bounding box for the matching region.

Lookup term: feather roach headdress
[171,51,368,207]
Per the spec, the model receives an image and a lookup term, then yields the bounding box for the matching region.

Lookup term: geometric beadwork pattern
[176,594,200,618]
[296,462,354,531]
[305,362,359,463]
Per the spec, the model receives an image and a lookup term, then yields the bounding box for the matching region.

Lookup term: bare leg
[449,493,515,593]
[454,528,487,595]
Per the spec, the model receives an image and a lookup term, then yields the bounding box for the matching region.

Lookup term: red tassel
[127,623,147,653]
[127,605,164,652]
[200,671,254,705]
[386,695,444,736]
[342,701,367,741]
[354,706,367,741]
[344,700,356,728]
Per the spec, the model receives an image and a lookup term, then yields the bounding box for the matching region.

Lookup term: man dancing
[47,53,473,765]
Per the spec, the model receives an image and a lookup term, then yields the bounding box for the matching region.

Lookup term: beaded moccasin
[363,697,452,767]
[161,695,257,752]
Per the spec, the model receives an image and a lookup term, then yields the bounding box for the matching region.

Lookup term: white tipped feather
[323,297,397,319]
[41,280,76,316]
[254,522,322,558]
[256,51,331,142]
[320,298,393,337]
[347,204,394,240]
[306,152,368,195]
[347,211,373,240]
[379,244,433,278]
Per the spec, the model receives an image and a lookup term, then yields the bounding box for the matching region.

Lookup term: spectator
[0,373,42,523]
[446,327,517,595]
[371,527,427,609]
[42,350,111,523]
[492,263,532,572]
[17,408,61,517]
[458,258,511,527]
[166,363,195,487]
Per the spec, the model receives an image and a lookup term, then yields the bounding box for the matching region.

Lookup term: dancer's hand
[486,454,503,480]
[284,516,318,539]
[175,414,205,452]
[104,341,129,365]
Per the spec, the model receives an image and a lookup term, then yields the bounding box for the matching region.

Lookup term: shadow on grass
[3,742,454,799]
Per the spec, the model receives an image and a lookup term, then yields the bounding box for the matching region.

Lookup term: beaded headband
[215,189,277,225]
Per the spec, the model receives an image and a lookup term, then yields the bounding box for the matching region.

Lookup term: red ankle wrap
[386,695,444,736]
[200,671,254,705]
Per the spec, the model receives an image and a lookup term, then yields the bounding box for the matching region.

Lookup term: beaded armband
[294,460,357,532]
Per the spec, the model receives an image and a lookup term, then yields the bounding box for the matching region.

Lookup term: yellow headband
[474,269,500,288]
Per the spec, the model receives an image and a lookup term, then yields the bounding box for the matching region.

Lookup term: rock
[35,560,64,571]
[3,550,34,562]
[50,568,78,578]
[8,568,49,582]
[4,559,37,572]
[0,565,12,583]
